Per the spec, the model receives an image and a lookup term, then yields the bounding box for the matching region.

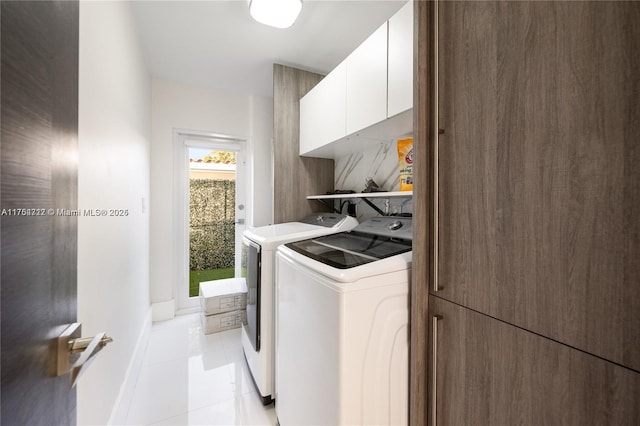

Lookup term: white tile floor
[124,314,277,426]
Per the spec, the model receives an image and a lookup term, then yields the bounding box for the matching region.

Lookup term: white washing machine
[275,216,412,425]
[241,213,358,404]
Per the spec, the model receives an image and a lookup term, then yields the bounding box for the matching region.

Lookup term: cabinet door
[429,296,640,426]
[436,1,640,371]
[388,0,413,118]
[299,61,346,156]
[346,22,388,135]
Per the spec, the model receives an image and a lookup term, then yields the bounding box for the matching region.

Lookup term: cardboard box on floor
[199,277,248,334]
[200,309,247,334]
[199,277,247,315]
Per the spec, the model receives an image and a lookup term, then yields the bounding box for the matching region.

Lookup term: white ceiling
[131,0,408,98]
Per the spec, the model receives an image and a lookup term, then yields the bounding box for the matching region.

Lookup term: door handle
[235,219,245,225]
[54,323,113,387]
[433,0,442,294]
[68,334,113,354]
[432,315,442,426]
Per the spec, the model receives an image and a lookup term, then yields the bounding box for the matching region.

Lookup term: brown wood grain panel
[1,1,79,424]
[436,1,640,371]
[272,64,334,223]
[437,0,499,311]
[430,296,640,426]
[410,1,433,426]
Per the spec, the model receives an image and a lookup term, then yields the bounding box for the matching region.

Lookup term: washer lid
[284,231,412,269]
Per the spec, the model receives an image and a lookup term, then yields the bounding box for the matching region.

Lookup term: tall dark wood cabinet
[411,1,640,424]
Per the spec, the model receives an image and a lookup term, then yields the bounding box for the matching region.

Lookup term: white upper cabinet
[387,1,413,117]
[299,1,414,158]
[345,22,388,135]
[299,61,347,155]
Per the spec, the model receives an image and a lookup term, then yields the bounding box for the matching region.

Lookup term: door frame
[173,128,247,314]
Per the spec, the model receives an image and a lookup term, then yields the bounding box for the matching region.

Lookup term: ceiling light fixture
[249,0,302,29]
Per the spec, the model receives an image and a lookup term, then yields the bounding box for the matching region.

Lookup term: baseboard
[175,305,201,316]
[107,308,152,426]
[152,299,175,322]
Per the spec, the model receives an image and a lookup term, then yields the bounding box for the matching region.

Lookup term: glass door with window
[188,147,237,297]
[176,133,246,312]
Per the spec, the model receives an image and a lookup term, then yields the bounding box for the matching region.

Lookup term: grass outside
[190,267,235,297]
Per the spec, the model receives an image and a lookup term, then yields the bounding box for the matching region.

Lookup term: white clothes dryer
[275,216,412,425]
[241,213,358,404]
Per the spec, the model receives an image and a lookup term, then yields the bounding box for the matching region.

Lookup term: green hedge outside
[190,179,236,271]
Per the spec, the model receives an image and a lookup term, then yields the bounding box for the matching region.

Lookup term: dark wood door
[1,1,79,425]
[435,0,640,372]
[429,296,640,426]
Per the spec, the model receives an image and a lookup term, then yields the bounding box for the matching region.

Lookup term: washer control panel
[353,216,413,240]
[300,213,353,229]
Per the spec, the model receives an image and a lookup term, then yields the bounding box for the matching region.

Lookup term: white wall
[78,2,151,425]
[150,79,273,314]
[249,95,274,228]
